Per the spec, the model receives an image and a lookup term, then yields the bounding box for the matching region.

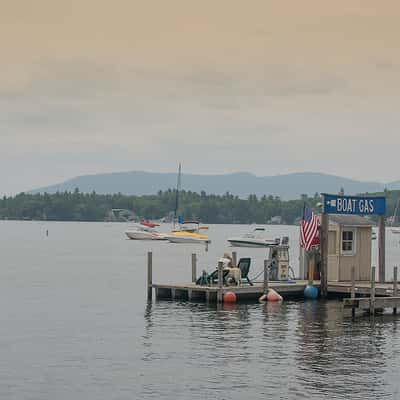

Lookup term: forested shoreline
[0,189,399,224]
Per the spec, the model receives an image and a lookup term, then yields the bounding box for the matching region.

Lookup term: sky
[1,0,400,195]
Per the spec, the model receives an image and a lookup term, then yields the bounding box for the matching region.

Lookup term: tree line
[0,188,399,224]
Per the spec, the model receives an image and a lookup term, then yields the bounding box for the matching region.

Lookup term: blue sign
[322,194,386,215]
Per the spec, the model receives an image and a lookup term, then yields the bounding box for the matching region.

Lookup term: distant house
[106,208,137,222]
[269,215,283,224]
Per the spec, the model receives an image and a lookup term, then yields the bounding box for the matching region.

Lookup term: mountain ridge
[30,171,400,200]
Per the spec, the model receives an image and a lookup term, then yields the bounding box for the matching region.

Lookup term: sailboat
[390,199,400,234]
[165,164,211,245]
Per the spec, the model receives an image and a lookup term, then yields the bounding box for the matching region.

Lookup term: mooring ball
[223,291,237,303]
[258,293,268,302]
[266,289,283,302]
[304,285,318,300]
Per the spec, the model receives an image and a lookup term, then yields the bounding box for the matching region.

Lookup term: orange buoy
[266,288,283,302]
[223,291,237,303]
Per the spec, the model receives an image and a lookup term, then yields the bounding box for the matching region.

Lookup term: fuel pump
[268,237,290,281]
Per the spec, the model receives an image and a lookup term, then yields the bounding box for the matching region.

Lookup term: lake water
[1,221,400,399]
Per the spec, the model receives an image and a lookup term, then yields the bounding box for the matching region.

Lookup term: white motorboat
[125,223,167,240]
[227,227,279,248]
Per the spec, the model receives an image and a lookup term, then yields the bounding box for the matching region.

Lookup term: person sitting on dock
[219,253,242,285]
[219,252,233,269]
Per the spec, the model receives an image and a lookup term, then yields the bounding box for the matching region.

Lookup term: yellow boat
[166,221,210,244]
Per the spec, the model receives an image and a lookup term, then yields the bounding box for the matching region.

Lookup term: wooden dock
[151,281,400,302]
[146,252,400,314]
[152,281,313,302]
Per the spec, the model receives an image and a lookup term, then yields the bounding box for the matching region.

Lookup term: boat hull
[125,230,167,240]
[227,239,277,248]
[166,233,210,244]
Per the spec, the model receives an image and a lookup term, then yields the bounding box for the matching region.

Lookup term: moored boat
[227,227,279,248]
[166,221,211,244]
[125,223,167,240]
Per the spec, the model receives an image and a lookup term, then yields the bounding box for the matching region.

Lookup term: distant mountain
[31,171,399,200]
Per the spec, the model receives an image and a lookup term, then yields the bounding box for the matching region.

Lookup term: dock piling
[217,261,223,303]
[393,266,398,314]
[232,251,237,268]
[263,259,269,294]
[191,253,197,283]
[351,266,356,317]
[147,251,153,300]
[370,266,376,315]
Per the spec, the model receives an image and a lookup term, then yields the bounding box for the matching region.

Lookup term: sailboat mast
[174,163,182,222]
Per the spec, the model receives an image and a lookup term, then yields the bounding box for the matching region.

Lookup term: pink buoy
[223,291,237,303]
[266,289,283,302]
[258,293,268,302]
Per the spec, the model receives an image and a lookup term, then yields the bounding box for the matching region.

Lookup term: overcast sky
[1,0,399,195]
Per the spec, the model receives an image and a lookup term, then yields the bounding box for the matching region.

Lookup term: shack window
[341,230,355,255]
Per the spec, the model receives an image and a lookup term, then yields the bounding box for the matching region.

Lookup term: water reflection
[295,300,391,399]
[142,299,400,399]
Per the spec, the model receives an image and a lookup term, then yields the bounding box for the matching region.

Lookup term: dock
[151,281,400,302]
[152,281,314,302]
[146,253,400,316]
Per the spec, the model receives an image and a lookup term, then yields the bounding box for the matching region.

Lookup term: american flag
[300,203,319,251]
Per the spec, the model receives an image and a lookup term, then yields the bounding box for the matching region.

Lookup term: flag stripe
[300,204,319,251]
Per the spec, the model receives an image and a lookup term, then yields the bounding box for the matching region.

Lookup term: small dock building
[300,214,373,281]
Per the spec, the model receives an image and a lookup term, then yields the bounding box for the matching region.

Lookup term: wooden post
[308,253,315,286]
[393,266,398,314]
[217,261,223,303]
[191,253,197,283]
[232,251,237,268]
[370,266,376,315]
[378,215,386,282]
[147,251,153,300]
[351,266,356,317]
[263,259,269,294]
[320,212,329,297]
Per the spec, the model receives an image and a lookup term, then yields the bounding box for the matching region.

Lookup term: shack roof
[328,214,373,227]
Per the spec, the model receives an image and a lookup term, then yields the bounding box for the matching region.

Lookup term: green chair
[237,258,253,286]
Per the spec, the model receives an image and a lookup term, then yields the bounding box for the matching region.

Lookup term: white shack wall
[299,223,372,282]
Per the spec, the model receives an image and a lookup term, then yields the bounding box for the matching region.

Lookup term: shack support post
[191,253,197,283]
[308,253,315,286]
[320,212,329,298]
[147,251,153,300]
[378,215,386,282]
[217,261,223,303]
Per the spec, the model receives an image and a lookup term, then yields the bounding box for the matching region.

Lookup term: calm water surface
[1,221,400,399]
